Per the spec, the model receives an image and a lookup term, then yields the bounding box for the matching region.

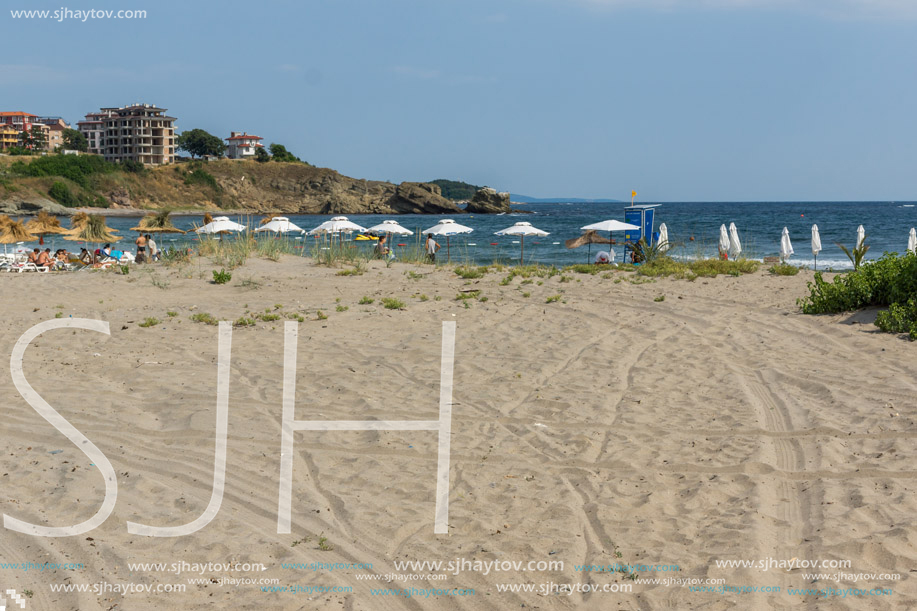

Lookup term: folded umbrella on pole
[718,224,730,259]
[780,227,794,262]
[909,228,916,255]
[728,222,742,259]
[811,224,822,270]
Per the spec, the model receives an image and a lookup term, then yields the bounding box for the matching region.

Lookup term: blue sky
[3,0,916,200]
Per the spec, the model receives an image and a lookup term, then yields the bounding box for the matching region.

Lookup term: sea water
[52,201,917,269]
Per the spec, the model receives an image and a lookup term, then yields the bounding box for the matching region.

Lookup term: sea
[36,201,917,269]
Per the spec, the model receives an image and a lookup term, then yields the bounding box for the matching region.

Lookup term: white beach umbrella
[581,219,640,233]
[908,228,916,255]
[581,219,640,259]
[718,224,730,258]
[728,222,742,259]
[811,224,822,270]
[780,227,794,261]
[856,225,866,250]
[495,221,550,264]
[255,217,304,234]
[365,220,413,236]
[422,219,474,262]
[658,223,670,253]
[308,216,367,235]
[195,216,247,235]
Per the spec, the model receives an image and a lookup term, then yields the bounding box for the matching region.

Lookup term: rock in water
[465,187,511,214]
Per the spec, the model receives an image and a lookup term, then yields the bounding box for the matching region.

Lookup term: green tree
[62,128,88,152]
[254,147,271,163]
[19,125,47,151]
[268,143,300,162]
[177,129,226,158]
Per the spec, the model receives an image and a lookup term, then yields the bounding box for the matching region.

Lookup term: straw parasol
[64,214,121,245]
[130,210,186,234]
[259,214,280,226]
[25,211,69,246]
[0,214,12,230]
[203,212,214,226]
[565,230,612,262]
[0,219,36,244]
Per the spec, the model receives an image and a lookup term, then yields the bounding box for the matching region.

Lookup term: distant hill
[510,194,622,204]
[429,179,483,201]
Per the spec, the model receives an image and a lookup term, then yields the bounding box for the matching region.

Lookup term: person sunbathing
[79,248,93,265]
[36,249,54,269]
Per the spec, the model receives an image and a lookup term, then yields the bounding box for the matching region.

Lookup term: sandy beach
[0,257,914,610]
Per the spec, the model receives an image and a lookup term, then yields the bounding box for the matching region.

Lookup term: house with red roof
[225,131,264,159]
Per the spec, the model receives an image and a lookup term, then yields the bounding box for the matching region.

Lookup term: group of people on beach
[372,234,442,263]
[26,248,70,269]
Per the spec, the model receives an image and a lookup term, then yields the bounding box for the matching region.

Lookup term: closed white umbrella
[254,217,304,234]
[658,223,670,253]
[718,224,730,259]
[195,216,247,235]
[728,222,742,259]
[908,228,916,255]
[422,219,473,263]
[811,224,822,270]
[495,221,549,264]
[780,227,794,261]
[856,225,866,250]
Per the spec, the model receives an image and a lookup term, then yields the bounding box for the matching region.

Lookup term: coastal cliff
[0,157,462,215]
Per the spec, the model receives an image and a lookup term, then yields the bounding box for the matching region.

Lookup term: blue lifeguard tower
[623,203,661,260]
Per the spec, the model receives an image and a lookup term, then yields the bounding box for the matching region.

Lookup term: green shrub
[454,265,487,279]
[139,317,160,328]
[190,313,219,325]
[798,253,917,340]
[212,269,232,284]
[769,263,800,276]
[48,181,75,206]
[358,296,374,305]
[382,298,405,310]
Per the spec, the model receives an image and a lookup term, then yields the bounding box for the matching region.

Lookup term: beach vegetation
[798,252,917,340]
[769,263,800,276]
[454,265,487,279]
[335,305,348,312]
[455,291,480,300]
[167,311,178,317]
[382,297,405,310]
[190,312,219,325]
[545,294,562,303]
[419,294,429,301]
[287,313,305,322]
[654,295,665,302]
[139,317,160,328]
[234,316,256,327]
[54,311,63,318]
[522,291,531,298]
[837,237,870,271]
[259,313,282,321]
[317,533,334,551]
[315,310,328,320]
[564,264,602,275]
[212,268,232,284]
[358,296,374,304]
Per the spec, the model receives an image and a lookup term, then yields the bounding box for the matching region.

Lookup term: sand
[0,257,914,610]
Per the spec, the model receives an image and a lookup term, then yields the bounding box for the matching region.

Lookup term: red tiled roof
[0,111,38,117]
[226,134,263,141]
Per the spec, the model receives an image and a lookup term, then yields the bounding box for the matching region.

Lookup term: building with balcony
[225,131,264,159]
[35,117,70,151]
[0,125,20,151]
[82,104,176,166]
[77,109,115,154]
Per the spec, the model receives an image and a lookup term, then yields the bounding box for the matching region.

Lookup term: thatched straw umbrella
[0,219,37,256]
[203,212,214,225]
[25,211,69,246]
[66,211,90,233]
[64,214,121,260]
[565,230,612,262]
[130,210,186,234]
[0,214,12,230]
[259,214,279,226]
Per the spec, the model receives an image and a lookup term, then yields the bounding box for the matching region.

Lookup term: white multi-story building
[225,131,264,159]
[79,103,176,165]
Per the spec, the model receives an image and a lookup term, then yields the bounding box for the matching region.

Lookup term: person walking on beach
[146,234,159,262]
[135,233,147,263]
[425,234,439,263]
